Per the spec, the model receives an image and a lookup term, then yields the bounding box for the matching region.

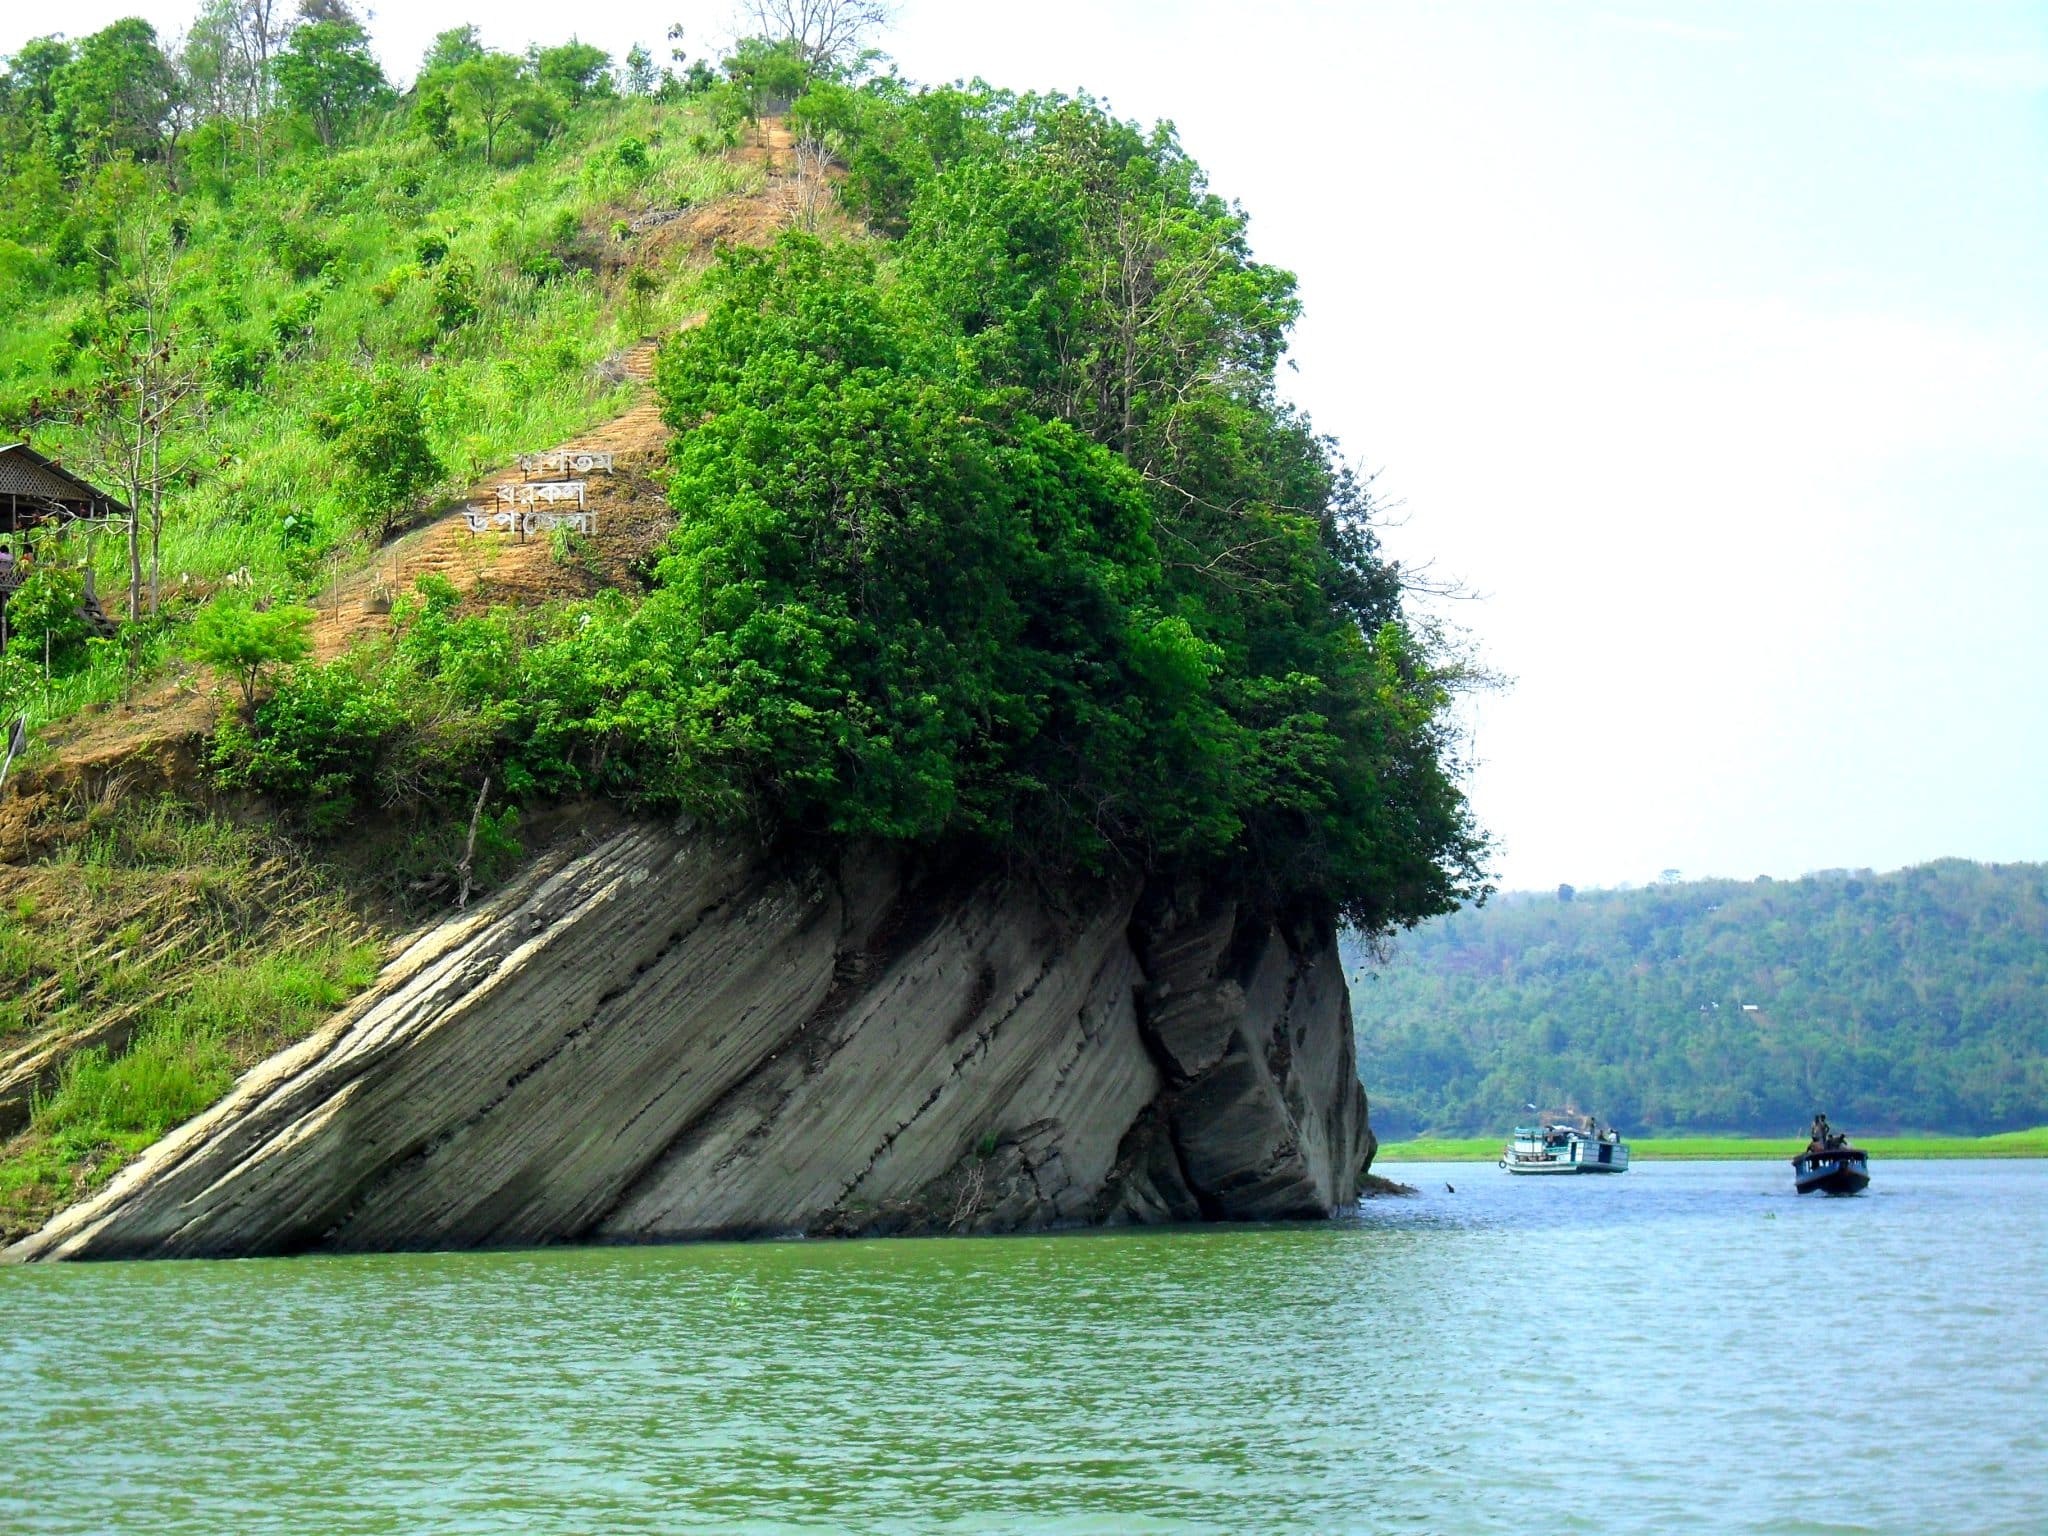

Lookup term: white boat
[1500,1114,1630,1174]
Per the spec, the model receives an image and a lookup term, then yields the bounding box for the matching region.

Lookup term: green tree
[4,36,75,110]
[510,87,564,151]
[274,17,388,147]
[533,40,613,105]
[721,37,808,115]
[623,44,658,96]
[186,597,314,704]
[314,370,442,540]
[48,20,178,169]
[1349,862,2048,1137]
[451,52,524,166]
[649,221,1483,930]
[834,89,1483,928]
[177,1,254,182]
[656,237,1178,851]
[414,82,456,151]
[418,25,485,85]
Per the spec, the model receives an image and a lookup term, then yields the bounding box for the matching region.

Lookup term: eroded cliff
[8,824,1372,1261]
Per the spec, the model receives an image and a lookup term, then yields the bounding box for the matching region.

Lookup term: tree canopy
[643,86,1487,930]
[45,20,178,169]
[274,17,388,147]
[1,13,1490,942]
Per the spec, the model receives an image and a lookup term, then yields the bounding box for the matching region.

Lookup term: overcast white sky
[8,1,2046,892]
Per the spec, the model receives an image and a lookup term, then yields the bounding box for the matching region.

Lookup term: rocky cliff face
[8,825,1373,1262]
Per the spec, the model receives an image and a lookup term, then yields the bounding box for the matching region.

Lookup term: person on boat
[1809,1112,1832,1148]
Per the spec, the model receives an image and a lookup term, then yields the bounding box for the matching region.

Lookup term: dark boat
[1793,1117,1870,1195]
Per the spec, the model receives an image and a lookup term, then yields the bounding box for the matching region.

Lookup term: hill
[1,16,772,1235]
[0,13,1485,1240]
[1,26,754,735]
[1346,861,2048,1138]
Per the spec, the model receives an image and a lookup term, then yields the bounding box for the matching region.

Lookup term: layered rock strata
[8,825,1372,1262]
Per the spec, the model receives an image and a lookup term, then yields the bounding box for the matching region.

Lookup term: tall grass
[0,797,390,1238]
[0,936,381,1234]
[32,937,381,1138]
[0,625,186,737]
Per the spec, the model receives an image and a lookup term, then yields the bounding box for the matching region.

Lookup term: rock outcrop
[7,825,1372,1262]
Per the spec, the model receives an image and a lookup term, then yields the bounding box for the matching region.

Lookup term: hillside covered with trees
[1,1,1484,929]
[0,7,759,704]
[1,2,1488,1231]
[1347,861,2048,1138]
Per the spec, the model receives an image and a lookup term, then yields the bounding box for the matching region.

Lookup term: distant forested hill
[1345,861,2048,1138]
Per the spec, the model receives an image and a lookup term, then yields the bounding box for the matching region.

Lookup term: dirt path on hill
[4,119,812,856]
[736,115,797,174]
[10,332,689,833]
[308,332,688,661]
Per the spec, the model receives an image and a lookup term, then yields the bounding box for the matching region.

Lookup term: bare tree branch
[742,0,894,70]
[456,775,492,910]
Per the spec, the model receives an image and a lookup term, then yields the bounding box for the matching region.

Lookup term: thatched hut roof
[0,443,132,530]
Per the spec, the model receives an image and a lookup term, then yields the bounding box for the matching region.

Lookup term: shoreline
[1373,1127,2048,1162]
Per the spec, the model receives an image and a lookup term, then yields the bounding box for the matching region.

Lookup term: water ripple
[1,1160,2042,1533]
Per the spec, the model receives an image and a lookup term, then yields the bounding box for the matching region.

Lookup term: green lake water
[3,1159,2042,1533]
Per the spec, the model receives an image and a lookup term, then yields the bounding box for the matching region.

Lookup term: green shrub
[313,369,443,538]
[184,597,314,704]
[212,657,386,831]
[1,567,97,673]
[211,584,510,830]
[415,85,456,152]
[206,334,271,397]
[394,803,523,902]
[268,223,334,281]
[519,251,567,285]
[271,288,325,351]
[431,255,479,330]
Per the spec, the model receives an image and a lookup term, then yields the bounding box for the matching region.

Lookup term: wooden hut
[0,442,130,539]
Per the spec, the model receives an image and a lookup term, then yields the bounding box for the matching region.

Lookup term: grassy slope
[2,97,746,734]
[0,103,760,1243]
[1374,1127,2048,1161]
[0,799,387,1238]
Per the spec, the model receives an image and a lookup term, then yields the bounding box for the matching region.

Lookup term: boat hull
[1499,1134,1629,1174]
[1793,1154,1870,1196]
[1501,1156,1583,1173]
[1500,1156,1630,1173]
